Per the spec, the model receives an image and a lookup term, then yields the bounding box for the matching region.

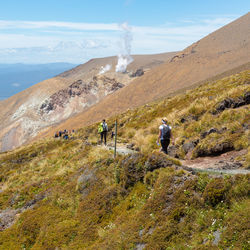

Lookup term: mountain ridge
[0,52,176,151]
[38,12,250,139]
[0,13,250,152]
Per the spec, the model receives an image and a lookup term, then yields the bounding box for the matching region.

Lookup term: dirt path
[101,144,249,175]
[105,144,136,155]
[181,149,249,175]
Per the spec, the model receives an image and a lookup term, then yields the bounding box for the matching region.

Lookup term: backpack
[102,122,108,132]
[162,125,171,140]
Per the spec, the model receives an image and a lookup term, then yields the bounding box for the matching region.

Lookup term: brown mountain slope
[39,12,250,136]
[0,52,176,151]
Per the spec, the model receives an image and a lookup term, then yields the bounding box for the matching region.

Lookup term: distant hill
[0,52,176,151]
[0,13,250,152]
[45,12,250,138]
[0,63,77,100]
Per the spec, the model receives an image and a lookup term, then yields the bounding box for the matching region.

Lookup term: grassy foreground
[0,70,249,249]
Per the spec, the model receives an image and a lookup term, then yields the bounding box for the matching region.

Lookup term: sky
[0,0,249,64]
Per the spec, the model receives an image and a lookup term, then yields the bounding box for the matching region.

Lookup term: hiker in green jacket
[98,119,108,145]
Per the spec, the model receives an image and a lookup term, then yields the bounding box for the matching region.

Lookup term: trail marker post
[114,120,117,158]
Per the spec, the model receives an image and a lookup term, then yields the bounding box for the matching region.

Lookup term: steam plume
[99,64,111,74]
[115,22,133,73]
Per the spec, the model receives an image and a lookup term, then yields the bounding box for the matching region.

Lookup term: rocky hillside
[1,14,250,153]
[39,76,124,121]
[0,52,175,152]
[0,70,249,249]
[77,70,250,168]
[45,12,250,139]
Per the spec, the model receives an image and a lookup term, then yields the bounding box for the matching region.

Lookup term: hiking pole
[114,120,117,158]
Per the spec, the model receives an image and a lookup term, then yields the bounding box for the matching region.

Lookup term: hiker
[157,117,174,154]
[59,131,62,137]
[111,131,115,139]
[63,130,69,140]
[98,119,108,145]
[54,132,59,138]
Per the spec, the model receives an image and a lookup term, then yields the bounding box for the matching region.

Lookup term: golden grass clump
[0,70,249,249]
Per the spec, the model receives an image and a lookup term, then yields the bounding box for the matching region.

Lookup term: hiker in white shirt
[157,117,174,154]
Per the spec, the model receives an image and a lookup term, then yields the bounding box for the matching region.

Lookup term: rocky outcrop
[200,127,227,139]
[0,209,19,231]
[0,192,47,231]
[168,145,180,158]
[182,139,199,154]
[130,69,144,77]
[121,153,179,189]
[76,167,97,197]
[40,76,124,114]
[180,115,198,123]
[195,141,234,157]
[200,128,218,139]
[213,91,250,114]
[170,41,200,62]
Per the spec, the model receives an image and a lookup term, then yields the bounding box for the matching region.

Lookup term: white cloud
[0,40,116,64]
[12,83,20,87]
[0,16,236,63]
[203,17,235,25]
[0,20,119,31]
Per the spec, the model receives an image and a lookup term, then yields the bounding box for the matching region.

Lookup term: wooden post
[114,120,117,158]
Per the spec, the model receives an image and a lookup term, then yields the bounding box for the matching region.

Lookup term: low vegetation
[80,70,250,166]
[0,70,249,249]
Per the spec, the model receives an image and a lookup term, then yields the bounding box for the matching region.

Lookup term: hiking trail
[103,144,249,175]
[181,149,249,175]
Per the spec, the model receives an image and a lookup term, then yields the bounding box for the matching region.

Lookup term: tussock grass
[0,70,249,249]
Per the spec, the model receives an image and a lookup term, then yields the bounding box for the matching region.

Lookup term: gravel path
[181,149,249,175]
[102,144,249,175]
[106,145,136,155]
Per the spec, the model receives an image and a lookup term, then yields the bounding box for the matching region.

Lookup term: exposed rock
[122,154,145,189]
[242,123,250,130]
[136,243,146,250]
[0,209,20,231]
[0,192,47,231]
[110,81,124,91]
[126,143,135,150]
[76,168,97,195]
[9,193,20,206]
[170,41,199,62]
[200,128,218,139]
[217,161,242,170]
[180,117,186,123]
[145,153,175,172]
[40,76,124,114]
[121,153,176,189]
[182,139,199,154]
[180,115,198,123]
[196,141,234,157]
[126,143,140,152]
[213,91,250,114]
[212,229,222,246]
[23,193,47,209]
[215,98,234,112]
[135,147,140,152]
[167,145,179,158]
[130,69,144,77]
[244,91,250,103]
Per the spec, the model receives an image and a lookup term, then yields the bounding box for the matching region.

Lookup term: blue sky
[0,0,249,63]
